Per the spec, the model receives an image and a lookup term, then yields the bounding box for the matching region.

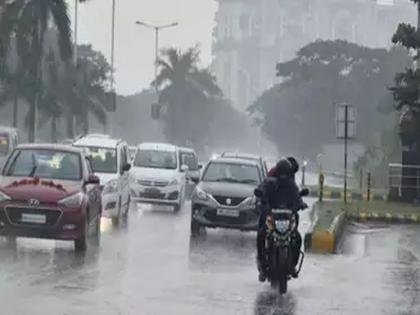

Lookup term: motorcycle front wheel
[274,246,289,295]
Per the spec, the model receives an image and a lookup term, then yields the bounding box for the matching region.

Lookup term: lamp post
[301,160,308,187]
[135,20,179,95]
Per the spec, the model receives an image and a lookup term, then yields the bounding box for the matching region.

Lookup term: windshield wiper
[240,179,258,184]
[28,153,38,177]
[215,177,239,183]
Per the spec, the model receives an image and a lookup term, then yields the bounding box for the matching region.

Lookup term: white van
[73,135,131,222]
[131,143,188,212]
[0,127,19,170]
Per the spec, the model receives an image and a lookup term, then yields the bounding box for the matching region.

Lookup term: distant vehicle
[73,135,131,223]
[179,147,202,183]
[221,152,268,177]
[0,144,102,251]
[190,157,262,234]
[131,143,188,212]
[0,127,19,170]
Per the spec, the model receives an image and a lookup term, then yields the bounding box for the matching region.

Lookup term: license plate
[217,208,239,217]
[21,213,47,224]
[144,188,161,196]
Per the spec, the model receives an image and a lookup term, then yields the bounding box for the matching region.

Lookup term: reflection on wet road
[0,203,419,314]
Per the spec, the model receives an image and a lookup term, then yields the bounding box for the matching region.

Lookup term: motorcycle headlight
[275,220,290,233]
[169,179,179,186]
[58,192,84,208]
[0,190,11,202]
[194,187,208,201]
[103,179,118,194]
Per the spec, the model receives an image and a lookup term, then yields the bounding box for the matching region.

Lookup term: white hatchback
[130,143,188,212]
[73,135,131,222]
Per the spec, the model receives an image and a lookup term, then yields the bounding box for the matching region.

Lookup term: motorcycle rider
[256,158,305,282]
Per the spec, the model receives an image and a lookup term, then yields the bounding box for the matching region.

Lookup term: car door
[85,157,101,220]
[119,144,130,206]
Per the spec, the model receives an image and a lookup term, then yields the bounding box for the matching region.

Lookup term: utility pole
[336,103,356,204]
[74,0,78,64]
[107,0,116,135]
[417,1,420,67]
[135,20,179,96]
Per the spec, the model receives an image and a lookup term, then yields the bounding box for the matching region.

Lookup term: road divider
[307,203,347,254]
[308,200,420,254]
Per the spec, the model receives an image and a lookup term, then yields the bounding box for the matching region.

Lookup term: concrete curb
[348,211,420,224]
[310,211,346,254]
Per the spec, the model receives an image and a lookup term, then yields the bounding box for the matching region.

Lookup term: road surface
[0,202,419,314]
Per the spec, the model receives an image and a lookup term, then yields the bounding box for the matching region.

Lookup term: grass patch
[314,202,343,231]
[339,200,420,215]
[314,200,420,231]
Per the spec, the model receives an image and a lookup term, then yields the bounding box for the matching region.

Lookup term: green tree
[0,0,73,142]
[390,0,420,145]
[72,45,111,136]
[155,46,222,146]
[249,40,410,158]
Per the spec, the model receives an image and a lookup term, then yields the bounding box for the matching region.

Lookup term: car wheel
[190,219,201,236]
[124,194,130,216]
[112,197,122,225]
[75,217,88,252]
[94,211,101,236]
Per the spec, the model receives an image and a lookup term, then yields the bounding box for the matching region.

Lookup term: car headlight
[58,192,84,208]
[194,187,208,201]
[103,179,118,194]
[169,179,179,186]
[0,190,11,202]
[245,196,256,206]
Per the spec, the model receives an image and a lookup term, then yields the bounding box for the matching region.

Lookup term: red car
[0,144,102,251]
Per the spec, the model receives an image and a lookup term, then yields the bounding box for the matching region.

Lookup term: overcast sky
[69,0,218,95]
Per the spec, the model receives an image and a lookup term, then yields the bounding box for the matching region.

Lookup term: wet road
[0,202,419,315]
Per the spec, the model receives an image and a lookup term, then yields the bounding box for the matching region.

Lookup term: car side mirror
[198,164,203,170]
[122,163,131,173]
[181,164,189,172]
[300,188,309,197]
[191,177,200,184]
[87,174,100,185]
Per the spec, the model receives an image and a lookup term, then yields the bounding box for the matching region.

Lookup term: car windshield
[181,152,198,171]
[4,149,82,181]
[0,134,9,156]
[78,146,117,174]
[202,162,261,185]
[134,149,177,170]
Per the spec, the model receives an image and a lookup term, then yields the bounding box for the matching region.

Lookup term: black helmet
[287,156,299,174]
[275,158,293,180]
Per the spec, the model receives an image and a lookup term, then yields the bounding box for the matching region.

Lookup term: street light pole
[135,20,179,95]
[74,0,78,64]
[111,0,116,93]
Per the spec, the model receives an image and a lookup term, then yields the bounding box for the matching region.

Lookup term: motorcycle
[255,187,309,294]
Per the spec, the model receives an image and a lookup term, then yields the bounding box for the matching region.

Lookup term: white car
[131,143,188,212]
[73,135,131,222]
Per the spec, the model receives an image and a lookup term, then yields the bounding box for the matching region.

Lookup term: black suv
[190,157,262,234]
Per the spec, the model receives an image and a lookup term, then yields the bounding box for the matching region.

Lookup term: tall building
[212,0,416,111]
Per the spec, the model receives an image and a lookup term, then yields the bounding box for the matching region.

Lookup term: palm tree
[155,46,221,145]
[72,45,111,135]
[0,0,73,142]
